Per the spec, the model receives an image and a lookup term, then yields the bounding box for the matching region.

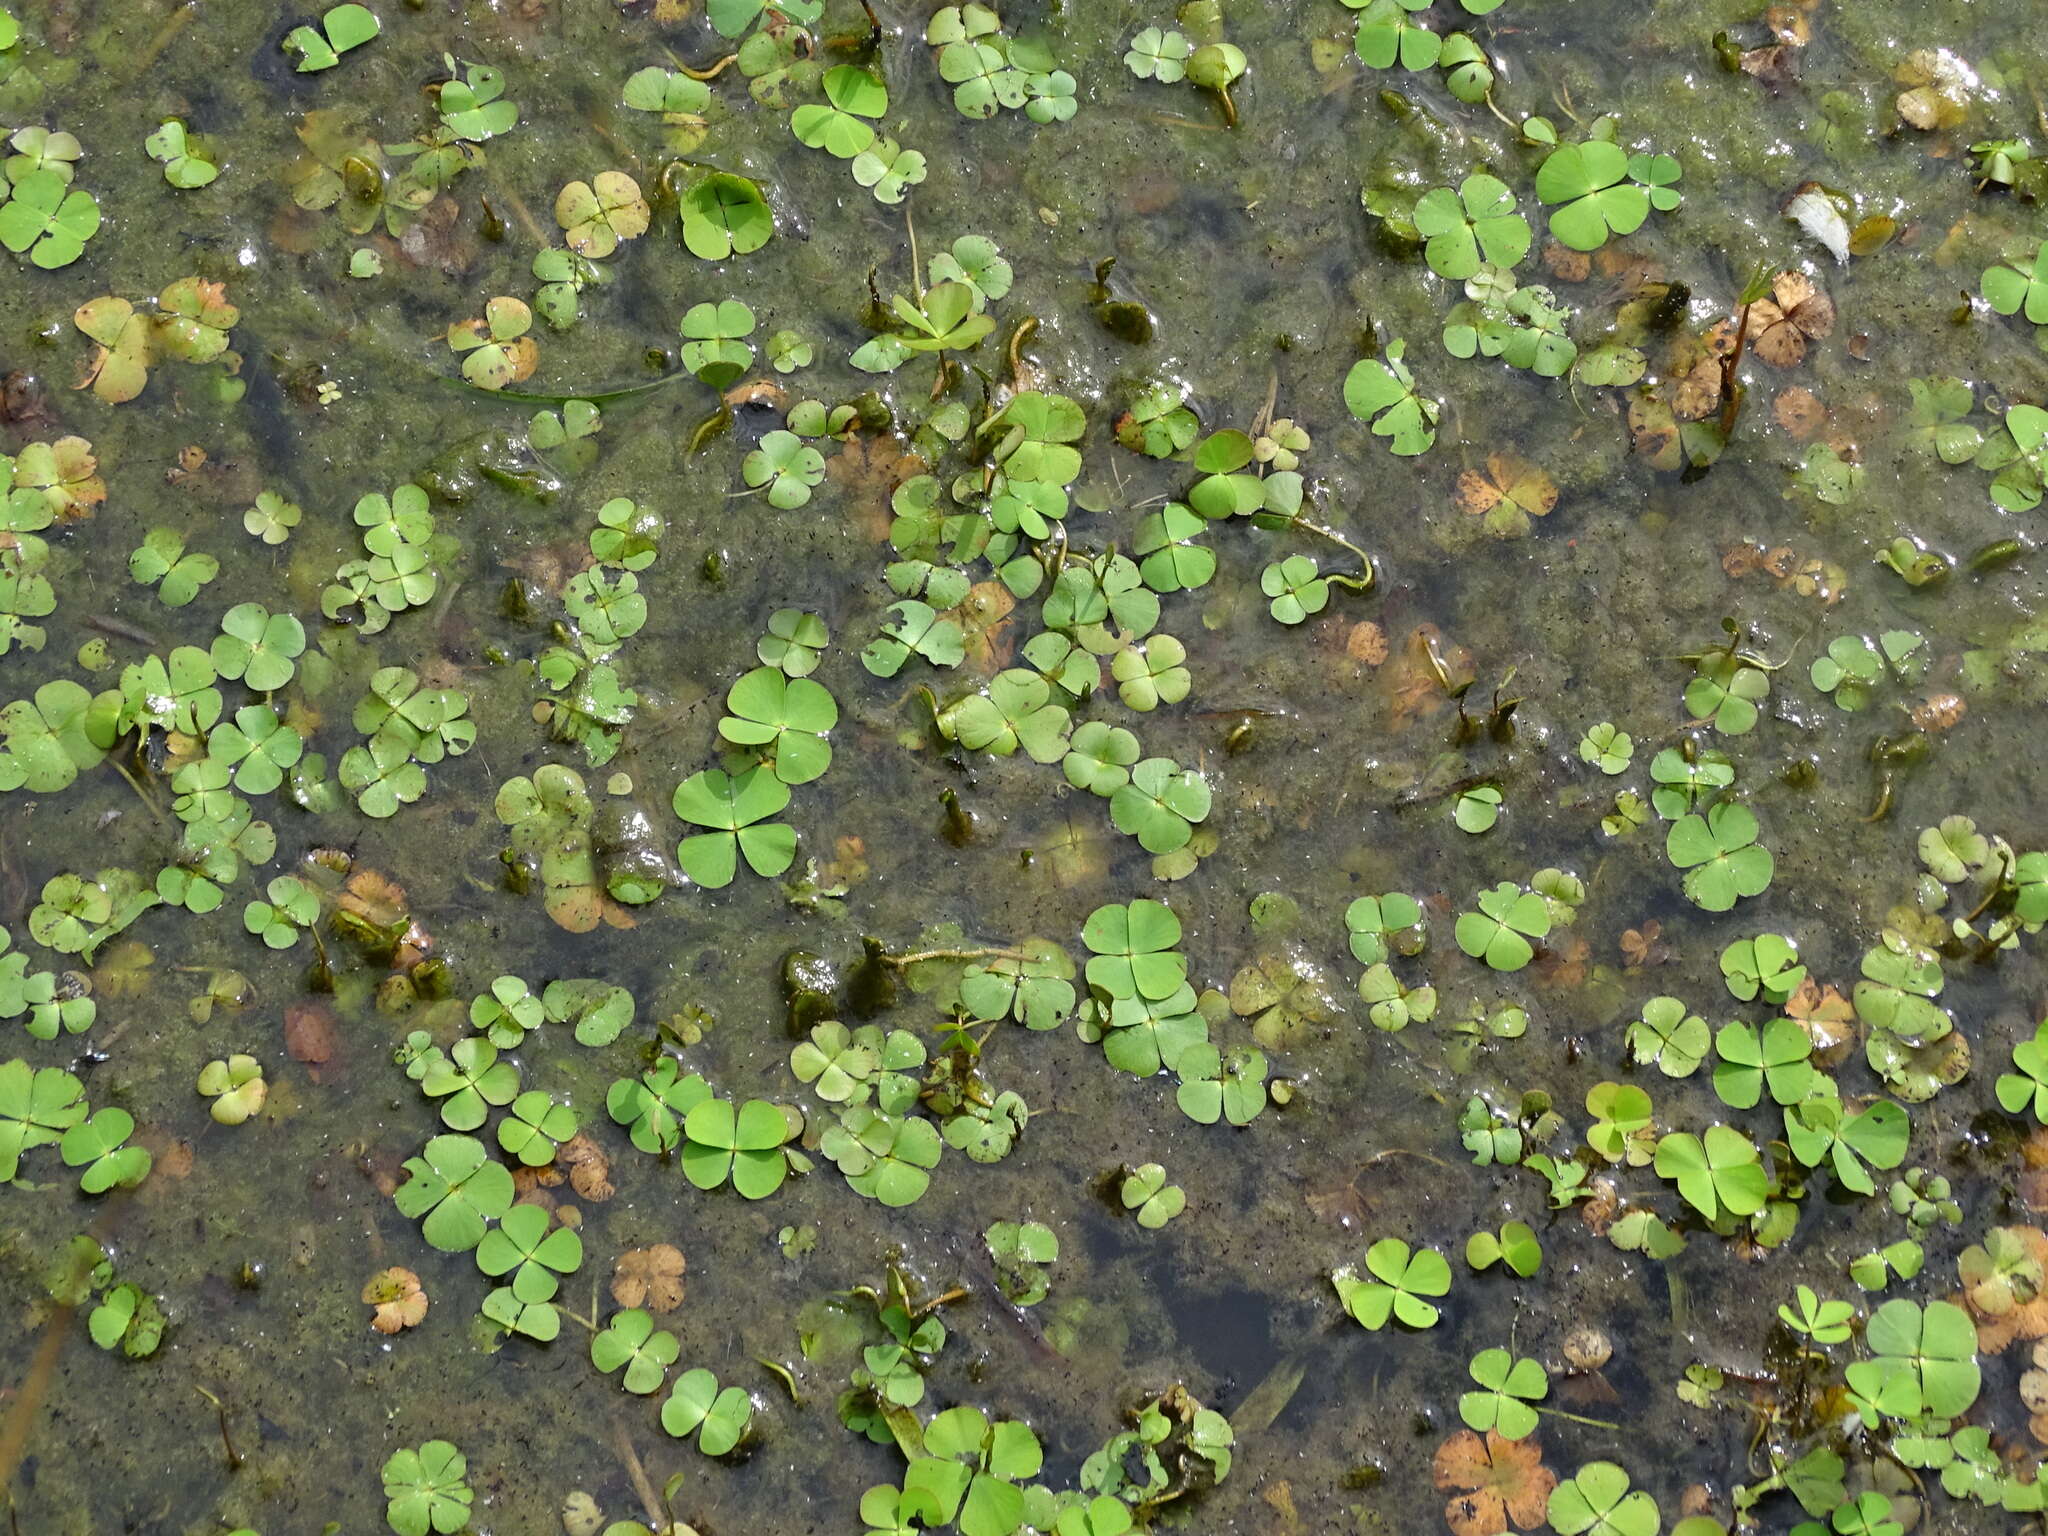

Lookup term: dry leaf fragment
[1748,272,1835,367]
[1454,454,1558,538]
[1909,692,1966,734]
[557,1133,614,1201]
[1774,387,1827,440]
[1346,621,1389,666]
[284,1001,340,1083]
[1619,921,1665,969]
[1432,1430,1557,1536]
[363,1267,427,1333]
[612,1244,686,1312]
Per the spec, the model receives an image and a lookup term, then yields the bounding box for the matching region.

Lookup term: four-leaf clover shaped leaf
[1333,1236,1452,1329]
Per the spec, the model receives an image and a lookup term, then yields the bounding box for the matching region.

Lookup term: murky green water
[2,1,2048,1533]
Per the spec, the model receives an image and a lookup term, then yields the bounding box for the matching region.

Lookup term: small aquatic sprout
[476,1203,583,1306]
[793,65,887,158]
[852,138,929,204]
[59,1106,148,1193]
[1778,1285,1856,1344]
[1649,747,1733,819]
[1460,1351,1548,1444]
[1459,1095,1521,1164]
[1261,555,1330,625]
[932,20,1029,119]
[1116,384,1199,457]
[1578,723,1633,775]
[985,1219,1059,1301]
[470,976,543,1049]
[1455,882,1550,972]
[1174,1043,1267,1126]
[1351,0,1442,71]
[682,1098,795,1198]
[606,1058,711,1155]
[1109,758,1210,855]
[1889,1168,1960,1234]
[1345,893,1426,966]
[0,169,99,267]
[1119,1163,1185,1228]
[1361,961,1436,1031]
[1956,1227,2041,1317]
[1782,1088,1907,1195]
[211,602,305,692]
[758,608,828,676]
[662,1367,755,1453]
[498,1091,577,1166]
[544,979,634,1047]
[243,491,301,545]
[421,1038,520,1132]
[1655,1124,1767,1220]
[766,330,814,373]
[1846,1299,1981,1420]
[1978,403,2048,512]
[679,171,774,260]
[1547,1462,1659,1536]
[196,1054,266,1125]
[394,1133,515,1252]
[447,296,537,391]
[555,172,649,258]
[1453,785,1502,834]
[437,56,519,141]
[144,119,218,188]
[1466,1221,1542,1278]
[1333,1237,1452,1329]
[861,599,965,676]
[207,705,302,795]
[1997,1022,2048,1121]
[381,1441,472,1536]
[820,1105,943,1205]
[88,1282,164,1358]
[1917,814,1991,884]
[1439,32,1495,102]
[128,528,218,608]
[1810,631,1925,710]
[531,247,605,328]
[743,429,827,509]
[1125,25,1192,81]
[1627,997,1709,1077]
[1343,339,1438,455]
[1665,801,1773,912]
[1684,652,1769,734]
[709,0,821,39]
[283,3,379,71]
[242,875,318,950]
[1110,635,1190,710]
[623,67,712,150]
[1720,933,1804,1006]
[1415,175,1530,280]
[1025,70,1078,123]
[1982,241,2048,326]
[1849,1239,1926,1292]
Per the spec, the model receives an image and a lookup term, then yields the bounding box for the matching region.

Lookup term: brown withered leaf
[363,1267,427,1333]
[1749,272,1835,367]
[1910,692,1966,734]
[1541,242,1591,283]
[557,1133,614,1201]
[1433,1430,1556,1536]
[1619,921,1665,969]
[1455,453,1558,539]
[612,1244,686,1312]
[954,580,1017,673]
[826,432,927,541]
[1774,387,1827,440]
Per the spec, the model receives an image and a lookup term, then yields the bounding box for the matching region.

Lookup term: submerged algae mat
[4,0,2048,1531]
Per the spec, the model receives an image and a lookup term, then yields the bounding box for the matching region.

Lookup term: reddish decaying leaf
[1749,272,1835,367]
[1346,621,1389,665]
[1432,1430,1557,1536]
[284,1001,340,1082]
[1773,387,1827,440]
